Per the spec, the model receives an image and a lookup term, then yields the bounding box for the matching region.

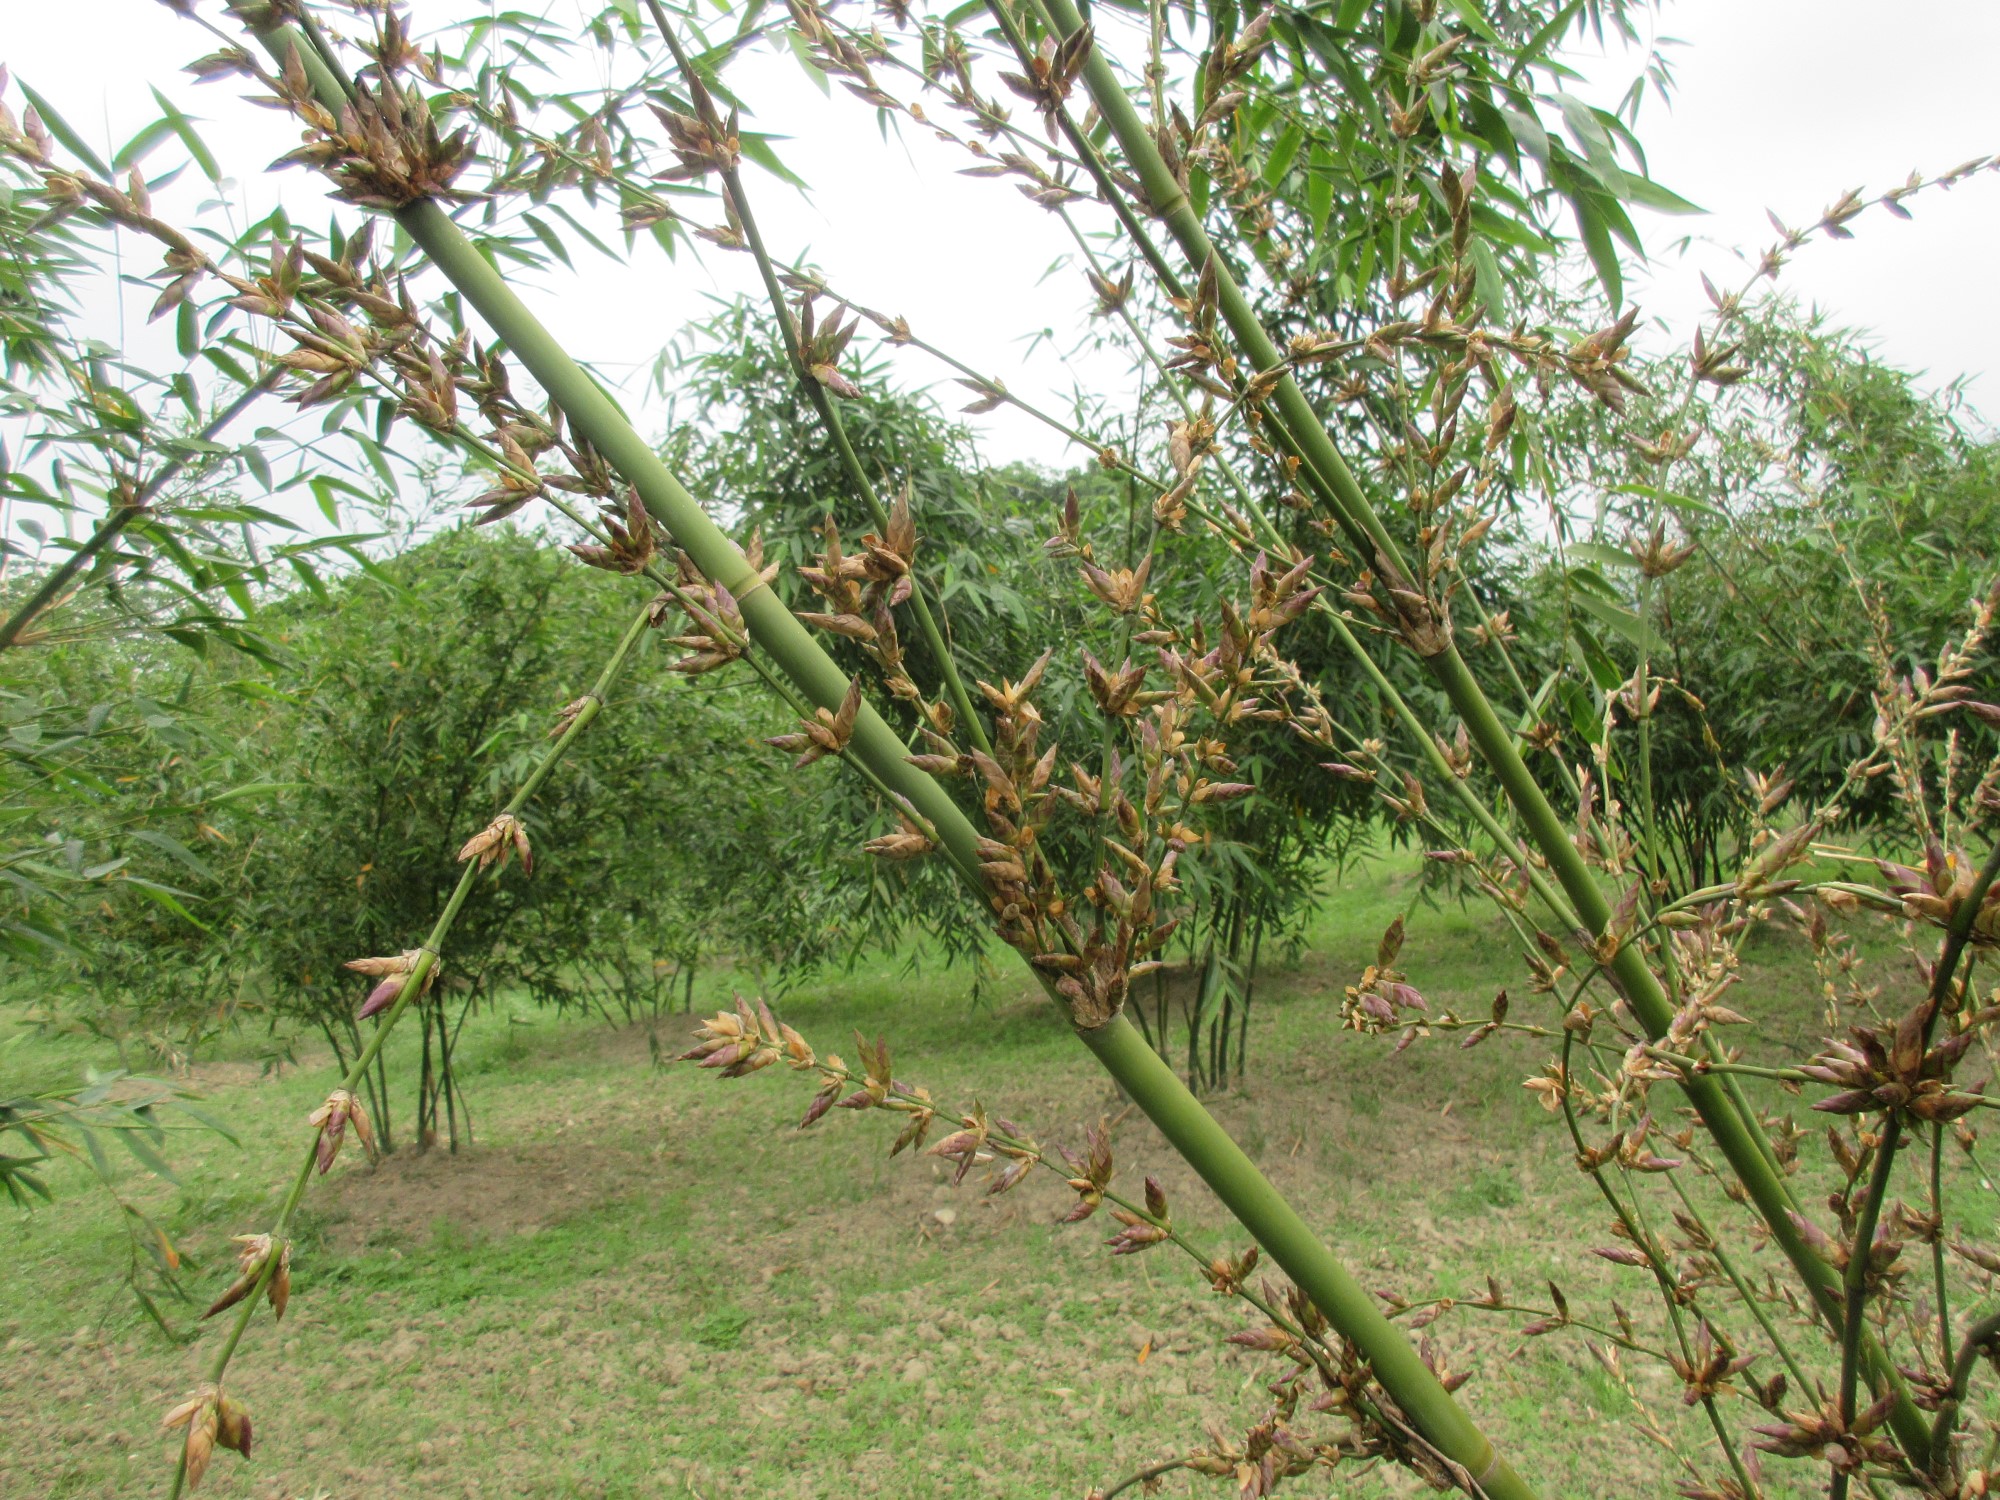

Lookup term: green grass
[2,853,1992,1498]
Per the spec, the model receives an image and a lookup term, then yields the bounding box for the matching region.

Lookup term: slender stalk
[166,599,654,1499]
[1100,1459,1190,1498]
[1081,1014,1534,1499]
[645,1,992,757]
[0,371,279,651]
[1558,1032,1758,1500]
[1932,1124,1952,1369]
[1834,1123,1902,1500]
[243,19,1538,1497]
[1840,839,2000,1486]
[1661,1166,1815,1394]
[1928,1308,2000,1472]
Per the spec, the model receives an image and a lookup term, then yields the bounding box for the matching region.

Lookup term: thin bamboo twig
[165,598,655,1499]
[1838,839,2000,1488]
[1927,1307,2000,1472]
[646,0,993,758]
[0,370,281,651]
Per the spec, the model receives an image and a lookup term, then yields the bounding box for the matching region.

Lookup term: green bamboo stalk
[238,18,1540,1494]
[1082,1014,1532,1497]
[1016,0,1933,1456]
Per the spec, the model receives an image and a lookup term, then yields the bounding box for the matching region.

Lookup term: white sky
[1583,0,2000,415]
[1,0,1995,507]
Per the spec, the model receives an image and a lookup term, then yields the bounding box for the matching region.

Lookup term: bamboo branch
[0,370,280,651]
[165,597,655,1498]
[1008,0,1934,1455]
[645,0,993,758]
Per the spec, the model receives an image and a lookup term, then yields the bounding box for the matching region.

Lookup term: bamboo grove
[1,0,1997,1496]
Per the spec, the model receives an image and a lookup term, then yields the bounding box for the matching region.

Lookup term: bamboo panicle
[107,4,1993,1496]
[212,11,1541,1496]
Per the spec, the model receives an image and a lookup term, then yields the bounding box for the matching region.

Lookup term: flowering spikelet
[765,678,862,768]
[344,948,433,1020]
[459,811,532,875]
[862,812,935,861]
[679,994,814,1078]
[203,1233,290,1322]
[307,1088,377,1174]
[160,1386,220,1489]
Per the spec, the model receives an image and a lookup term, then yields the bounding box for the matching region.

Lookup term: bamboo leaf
[150,87,222,182]
[1570,192,1622,310]
[117,1127,179,1183]
[17,82,111,176]
[112,118,178,172]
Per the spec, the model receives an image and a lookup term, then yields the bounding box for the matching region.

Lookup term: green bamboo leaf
[1620,175,1703,216]
[203,347,255,385]
[17,82,111,176]
[1568,541,1638,572]
[1570,193,1622,310]
[112,118,178,172]
[1607,482,1723,519]
[80,1124,114,1183]
[1443,0,1501,42]
[1495,106,1548,168]
[1468,238,1508,321]
[1306,143,1333,240]
[164,1100,239,1146]
[1567,617,1625,691]
[523,212,574,268]
[131,1284,198,1345]
[545,202,622,263]
[204,781,304,805]
[239,443,273,492]
[1261,120,1302,188]
[1570,587,1658,652]
[150,87,222,182]
[127,830,215,880]
[738,132,809,189]
[1555,675,1604,744]
[120,877,213,933]
[785,27,831,94]
[1,1159,54,1205]
[117,1127,179,1184]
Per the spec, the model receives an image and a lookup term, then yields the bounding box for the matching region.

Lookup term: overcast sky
[3,0,1995,486]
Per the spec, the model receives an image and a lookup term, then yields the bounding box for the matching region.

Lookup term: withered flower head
[679,993,815,1078]
[160,1385,221,1489]
[567,491,657,575]
[203,1233,290,1322]
[863,812,936,862]
[765,678,863,769]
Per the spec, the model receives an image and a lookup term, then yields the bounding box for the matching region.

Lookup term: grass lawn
[5,852,1995,1498]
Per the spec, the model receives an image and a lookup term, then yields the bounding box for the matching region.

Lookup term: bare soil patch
[316,1138,640,1254]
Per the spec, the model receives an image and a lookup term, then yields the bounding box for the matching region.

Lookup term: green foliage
[235,524,849,1137]
[1501,303,2000,881]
